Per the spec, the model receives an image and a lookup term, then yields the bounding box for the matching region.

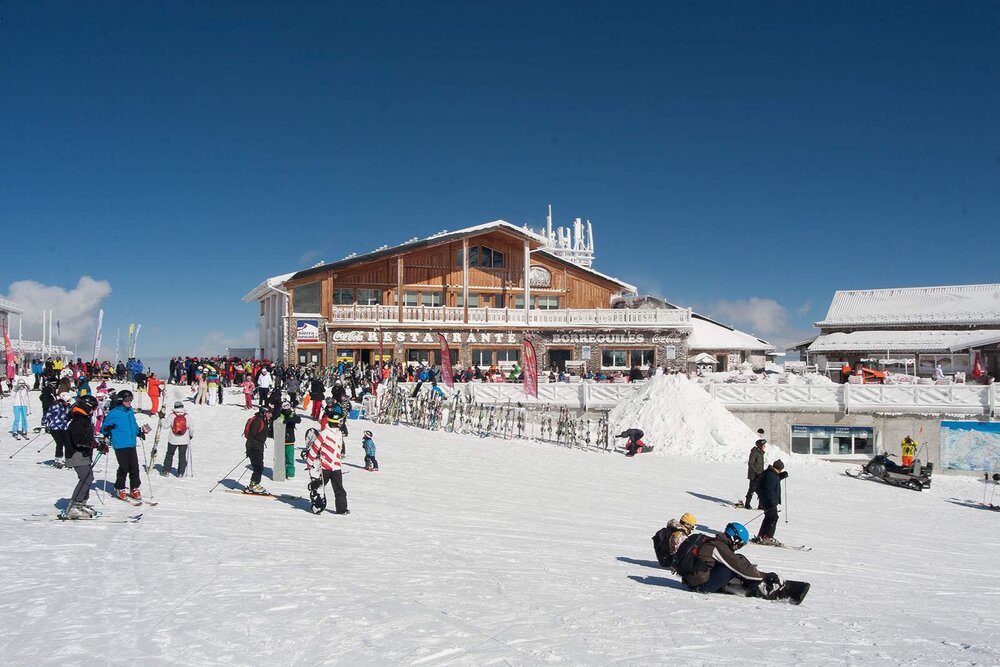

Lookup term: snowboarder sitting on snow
[616,428,647,456]
[652,512,697,570]
[362,429,379,471]
[752,460,788,546]
[674,522,782,597]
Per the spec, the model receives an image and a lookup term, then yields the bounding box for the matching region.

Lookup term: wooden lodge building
[244,220,772,373]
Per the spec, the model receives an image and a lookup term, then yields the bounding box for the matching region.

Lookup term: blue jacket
[102,405,140,449]
[32,361,43,375]
[362,436,376,457]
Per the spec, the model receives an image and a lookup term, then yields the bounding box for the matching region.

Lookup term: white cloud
[193,329,259,356]
[3,277,112,343]
[709,297,789,337]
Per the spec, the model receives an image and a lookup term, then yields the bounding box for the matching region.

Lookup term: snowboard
[769,580,810,605]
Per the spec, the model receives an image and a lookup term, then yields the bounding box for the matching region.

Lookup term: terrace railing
[328,305,692,327]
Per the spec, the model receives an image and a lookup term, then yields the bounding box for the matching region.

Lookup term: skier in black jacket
[753,460,788,545]
[309,377,326,420]
[63,395,107,519]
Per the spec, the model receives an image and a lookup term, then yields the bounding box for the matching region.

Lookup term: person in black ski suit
[753,460,788,545]
[243,406,270,494]
[309,377,326,421]
[744,439,767,509]
[63,395,107,519]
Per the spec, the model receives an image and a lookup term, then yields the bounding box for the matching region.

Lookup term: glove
[763,572,782,586]
[138,431,146,440]
[158,410,166,419]
[99,442,109,455]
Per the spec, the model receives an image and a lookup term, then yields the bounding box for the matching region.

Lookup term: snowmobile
[846,452,932,491]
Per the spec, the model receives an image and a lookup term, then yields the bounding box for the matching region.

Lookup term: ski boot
[130,488,142,500]
[61,503,92,520]
[116,489,129,501]
[246,483,268,495]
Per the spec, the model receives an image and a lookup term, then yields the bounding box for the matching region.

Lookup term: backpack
[244,415,265,440]
[651,526,687,568]
[171,414,188,436]
[672,534,711,577]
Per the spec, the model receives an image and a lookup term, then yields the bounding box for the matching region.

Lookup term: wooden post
[523,239,531,326]
[397,256,404,323]
[462,238,469,324]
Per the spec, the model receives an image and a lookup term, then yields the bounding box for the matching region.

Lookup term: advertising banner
[296,319,320,342]
[522,338,538,398]
[93,308,104,361]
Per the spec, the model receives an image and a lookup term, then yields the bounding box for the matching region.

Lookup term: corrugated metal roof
[807,329,1000,353]
[816,283,1000,327]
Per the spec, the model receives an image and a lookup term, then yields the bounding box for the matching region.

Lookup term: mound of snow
[609,374,756,462]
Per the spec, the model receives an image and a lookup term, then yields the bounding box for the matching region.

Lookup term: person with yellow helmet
[652,513,698,571]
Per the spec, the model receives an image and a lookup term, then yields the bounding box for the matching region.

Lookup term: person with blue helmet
[673,521,782,596]
[101,389,151,501]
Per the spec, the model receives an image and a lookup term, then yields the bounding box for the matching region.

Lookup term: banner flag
[93,309,104,361]
[132,324,142,358]
[522,338,538,398]
[437,333,454,388]
[3,322,15,381]
[126,324,134,359]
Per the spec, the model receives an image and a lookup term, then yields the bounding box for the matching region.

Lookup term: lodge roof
[282,219,636,291]
[806,329,1000,353]
[815,283,1000,328]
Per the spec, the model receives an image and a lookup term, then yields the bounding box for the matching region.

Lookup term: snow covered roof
[816,283,1000,328]
[688,315,775,352]
[282,219,634,292]
[806,329,1000,353]
[289,220,549,283]
[0,297,24,314]
[242,272,296,303]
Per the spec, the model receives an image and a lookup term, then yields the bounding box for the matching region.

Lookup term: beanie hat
[173,401,185,410]
[773,459,785,470]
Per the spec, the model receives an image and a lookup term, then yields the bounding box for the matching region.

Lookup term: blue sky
[3,1,999,365]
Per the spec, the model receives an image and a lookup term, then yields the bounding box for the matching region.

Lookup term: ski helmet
[724,522,750,549]
[680,513,697,529]
[326,396,336,405]
[58,392,72,403]
[117,389,134,403]
[77,395,99,413]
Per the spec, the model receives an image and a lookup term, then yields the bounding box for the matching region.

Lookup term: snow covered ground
[2,383,999,665]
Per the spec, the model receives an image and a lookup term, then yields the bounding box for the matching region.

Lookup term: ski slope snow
[1,383,998,665]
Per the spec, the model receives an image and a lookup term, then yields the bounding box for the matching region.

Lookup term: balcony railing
[328,305,692,327]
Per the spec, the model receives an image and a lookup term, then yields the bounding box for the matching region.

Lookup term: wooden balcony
[328,305,691,328]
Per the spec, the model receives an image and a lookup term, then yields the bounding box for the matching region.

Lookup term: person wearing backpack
[243,406,270,494]
[674,522,782,595]
[651,512,697,570]
[159,401,194,477]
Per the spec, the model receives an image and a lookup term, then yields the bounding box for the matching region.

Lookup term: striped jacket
[306,426,343,472]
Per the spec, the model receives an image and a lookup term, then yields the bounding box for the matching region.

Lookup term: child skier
[280,401,300,480]
[63,395,107,519]
[241,377,255,410]
[305,412,349,514]
[362,429,379,471]
[242,406,270,494]
[160,401,194,477]
[41,392,72,468]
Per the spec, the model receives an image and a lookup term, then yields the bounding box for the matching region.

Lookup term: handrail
[329,305,692,327]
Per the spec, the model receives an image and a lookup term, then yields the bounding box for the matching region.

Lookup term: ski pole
[36,435,55,453]
[139,434,154,498]
[209,456,248,493]
[784,477,789,524]
[8,431,48,459]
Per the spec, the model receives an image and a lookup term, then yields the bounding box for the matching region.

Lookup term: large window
[421,292,443,307]
[602,349,628,369]
[293,281,322,314]
[918,354,971,376]
[791,425,874,456]
[629,349,655,368]
[513,295,560,309]
[457,293,480,307]
[471,348,520,367]
[535,296,560,310]
[357,288,381,305]
[457,245,505,268]
[407,349,431,365]
[403,291,419,307]
[333,288,354,305]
